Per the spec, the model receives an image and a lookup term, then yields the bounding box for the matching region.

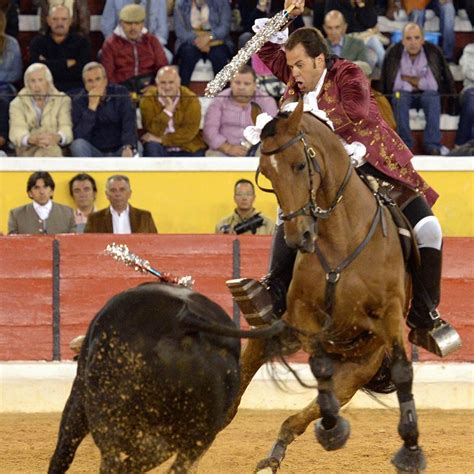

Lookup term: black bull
[49,282,281,473]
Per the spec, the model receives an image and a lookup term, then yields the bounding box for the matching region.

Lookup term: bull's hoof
[391,445,427,473]
[255,457,280,473]
[314,416,351,451]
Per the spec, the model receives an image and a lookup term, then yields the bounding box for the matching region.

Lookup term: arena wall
[1,156,473,236]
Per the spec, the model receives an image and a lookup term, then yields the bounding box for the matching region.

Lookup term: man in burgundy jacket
[227,0,460,357]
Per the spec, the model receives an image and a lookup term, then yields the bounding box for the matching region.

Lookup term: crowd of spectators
[0,0,471,158]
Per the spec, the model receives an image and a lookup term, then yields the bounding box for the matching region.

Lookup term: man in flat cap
[100,4,167,92]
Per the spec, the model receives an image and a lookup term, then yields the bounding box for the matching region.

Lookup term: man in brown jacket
[84,175,158,233]
[139,65,206,157]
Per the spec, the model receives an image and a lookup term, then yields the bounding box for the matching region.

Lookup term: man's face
[230,72,257,104]
[402,25,424,56]
[47,6,72,37]
[285,44,326,93]
[83,67,108,92]
[234,183,256,212]
[323,16,347,44]
[121,20,144,41]
[156,69,181,97]
[27,69,49,97]
[71,179,96,209]
[105,179,131,210]
[28,179,53,205]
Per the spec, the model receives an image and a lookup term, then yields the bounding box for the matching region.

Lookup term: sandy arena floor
[1,409,472,473]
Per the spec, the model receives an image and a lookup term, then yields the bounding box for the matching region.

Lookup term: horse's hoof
[255,457,279,473]
[391,445,427,473]
[314,416,351,451]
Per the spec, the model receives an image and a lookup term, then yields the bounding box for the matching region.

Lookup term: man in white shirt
[8,171,76,234]
[84,175,158,233]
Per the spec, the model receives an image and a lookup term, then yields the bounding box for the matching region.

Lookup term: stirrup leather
[226,278,274,326]
[408,311,462,357]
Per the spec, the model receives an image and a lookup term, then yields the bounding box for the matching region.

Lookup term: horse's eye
[294,162,306,172]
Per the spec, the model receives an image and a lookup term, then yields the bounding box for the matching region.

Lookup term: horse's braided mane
[261,111,291,140]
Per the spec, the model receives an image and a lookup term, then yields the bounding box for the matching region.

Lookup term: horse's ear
[287,97,304,133]
[250,101,262,125]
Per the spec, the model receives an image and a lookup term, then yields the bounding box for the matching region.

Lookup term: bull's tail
[179,311,287,339]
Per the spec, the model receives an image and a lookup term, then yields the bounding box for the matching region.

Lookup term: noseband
[257,131,352,222]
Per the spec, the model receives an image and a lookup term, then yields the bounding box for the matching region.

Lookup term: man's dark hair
[234,178,255,194]
[27,171,55,193]
[68,173,98,196]
[286,27,329,58]
[237,64,257,81]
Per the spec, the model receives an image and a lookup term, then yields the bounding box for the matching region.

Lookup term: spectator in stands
[0,0,18,38]
[0,95,9,155]
[101,0,171,62]
[323,10,372,75]
[381,22,455,155]
[139,65,206,157]
[174,0,233,86]
[8,171,76,234]
[324,0,387,75]
[29,4,91,92]
[9,63,73,157]
[70,62,138,157]
[404,0,455,63]
[0,10,21,99]
[203,65,278,156]
[216,178,274,235]
[454,43,474,149]
[101,4,167,92]
[85,174,158,234]
[69,173,97,233]
[36,0,90,37]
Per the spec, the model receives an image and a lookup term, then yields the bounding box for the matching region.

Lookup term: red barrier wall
[0,235,472,362]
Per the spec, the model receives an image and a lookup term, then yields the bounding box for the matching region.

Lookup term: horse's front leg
[390,342,427,473]
[309,344,351,451]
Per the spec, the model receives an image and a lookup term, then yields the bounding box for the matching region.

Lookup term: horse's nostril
[303,230,312,242]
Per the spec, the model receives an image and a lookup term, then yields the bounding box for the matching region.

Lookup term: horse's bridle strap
[261,131,305,155]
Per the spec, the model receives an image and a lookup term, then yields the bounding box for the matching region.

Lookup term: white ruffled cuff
[252,18,289,44]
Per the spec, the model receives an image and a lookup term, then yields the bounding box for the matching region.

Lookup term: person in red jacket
[100,3,167,92]
[227,0,461,357]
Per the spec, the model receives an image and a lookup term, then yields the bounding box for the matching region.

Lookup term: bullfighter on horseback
[227,0,461,357]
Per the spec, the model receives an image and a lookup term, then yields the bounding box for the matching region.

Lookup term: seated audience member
[85,175,158,234]
[203,65,278,156]
[140,66,206,157]
[36,0,90,37]
[216,178,274,235]
[324,0,387,74]
[69,173,97,233]
[323,10,372,75]
[100,0,171,62]
[70,62,138,157]
[381,22,455,155]
[0,95,9,155]
[9,63,73,157]
[0,10,22,98]
[29,4,91,92]
[101,4,167,92]
[404,0,455,63]
[0,0,18,38]
[8,171,76,234]
[174,0,233,86]
[455,43,474,148]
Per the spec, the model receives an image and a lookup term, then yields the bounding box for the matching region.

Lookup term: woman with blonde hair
[0,9,22,99]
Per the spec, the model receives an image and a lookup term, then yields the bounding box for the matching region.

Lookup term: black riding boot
[226,224,297,326]
[407,247,462,357]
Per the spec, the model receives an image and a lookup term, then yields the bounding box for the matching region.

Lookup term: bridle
[256,130,353,222]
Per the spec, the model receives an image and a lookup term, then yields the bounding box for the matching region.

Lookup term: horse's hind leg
[390,342,427,473]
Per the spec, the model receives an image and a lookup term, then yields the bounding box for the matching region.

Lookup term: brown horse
[227,99,427,473]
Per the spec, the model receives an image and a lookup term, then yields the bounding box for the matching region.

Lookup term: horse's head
[259,99,321,253]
